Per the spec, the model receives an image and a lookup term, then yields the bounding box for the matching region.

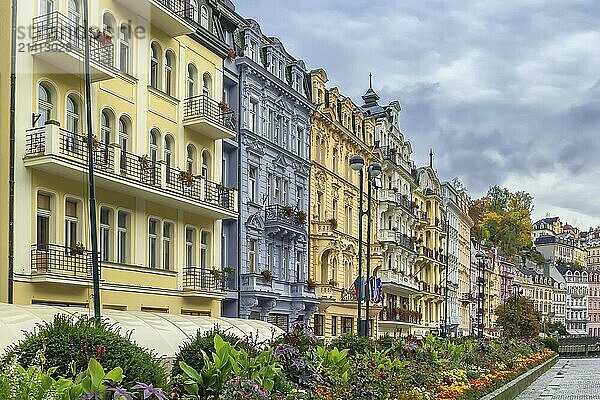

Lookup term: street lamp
[349,155,381,337]
[475,251,486,339]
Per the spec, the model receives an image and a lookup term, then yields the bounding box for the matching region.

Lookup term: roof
[0,304,284,360]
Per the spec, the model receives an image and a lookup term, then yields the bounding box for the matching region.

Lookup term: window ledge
[147,86,180,105]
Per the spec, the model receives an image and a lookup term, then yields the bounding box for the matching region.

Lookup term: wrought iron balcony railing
[31,11,114,67]
[395,233,416,253]
[31,243,99,278]
[183,94,236,131]
[265,205,307,229]
[182,267,224,292]
[379,308,422,324]
[157,0,194,20]
[25,126,237,213]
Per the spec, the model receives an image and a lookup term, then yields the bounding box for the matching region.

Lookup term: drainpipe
[236,65,242,318]
[8,0,18,304]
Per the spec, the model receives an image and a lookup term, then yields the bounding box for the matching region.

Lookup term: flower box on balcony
[297,210,307,225]
[70,242,85,256]
[328,218,338,229]
[306,278,317,290]
[261,269,273,283]
[178,171,195,187]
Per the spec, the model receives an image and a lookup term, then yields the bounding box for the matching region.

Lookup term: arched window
[331,258,338,284]
[164,135,173,170]
[185,227,196,268]
[202,72,212,98]
[150,42,161,89]
[100,109,113,144]
[201,150,211,179]
[189,0,199,22]
[119,24,131,73]
[67,0,80,24]
[149,129,159,163]
[201,231,210,269]
[200,5,209,30]
[102,13,116,66]
[38,83,53,126]
[186,144,196,174]
[187,64,197,97]
[164,50,175,96]
[118,116,129,171]
[39,0,54,15]
[66,94,80,134]
[320,252,328,283]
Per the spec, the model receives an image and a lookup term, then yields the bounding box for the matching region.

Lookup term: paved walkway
[516,358,600,399]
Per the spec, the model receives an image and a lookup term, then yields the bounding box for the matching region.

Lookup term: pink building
[589,271,600,336]
[499,258,515,302]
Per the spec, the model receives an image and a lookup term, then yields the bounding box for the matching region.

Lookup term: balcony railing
[182,267,223,292]
[183,94,236,131]
[25,126,237,214]
[341,288,358,302]
[157,0,194,20]
[418,246,447,264]
[31,243,98,278]
[265,205,306,230]
[379,308,422,324]
[31,11,114,67]
[396,233,416,253]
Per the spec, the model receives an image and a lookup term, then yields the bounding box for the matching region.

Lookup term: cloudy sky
[235,0,600,229]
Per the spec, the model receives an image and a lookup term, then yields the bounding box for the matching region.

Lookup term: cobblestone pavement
[516,358,600,399]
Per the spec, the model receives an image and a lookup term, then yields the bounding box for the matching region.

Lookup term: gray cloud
[235,0,600,227]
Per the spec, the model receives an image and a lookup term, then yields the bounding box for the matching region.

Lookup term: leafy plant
[4,314,167,388]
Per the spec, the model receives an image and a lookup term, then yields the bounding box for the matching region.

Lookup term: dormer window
[279,61,285,79]
[249,40,257,61]
[200,5,209,30]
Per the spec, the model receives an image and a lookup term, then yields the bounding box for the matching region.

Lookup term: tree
[547,321,568,336]
[495,295,541,339]
[470,186,534,257]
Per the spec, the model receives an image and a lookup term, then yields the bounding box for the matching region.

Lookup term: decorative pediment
[273,154,288,169]
[315,170,326,190]
[243,136,264,156]
[246,213,264,231]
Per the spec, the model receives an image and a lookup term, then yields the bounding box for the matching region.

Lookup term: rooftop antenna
[369,72,373,89]
[429,148,434,168]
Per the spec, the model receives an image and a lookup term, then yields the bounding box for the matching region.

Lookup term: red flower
[96,346,106,357]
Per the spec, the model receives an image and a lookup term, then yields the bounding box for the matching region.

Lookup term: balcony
[379,146,412,173]
[418,247,447,264]
[264,205,307,237]
[450,315,463,326]
[30,12,115,82]
[24,126,237,219]
[459,293,474,303]
[415,211,428,226]
[183,95,236,140]
[182,267,226,298]
[379,308,422,325]
[112,0,196,36]
[396,233,417,253]
[379,229,397,244]
[29,243,98,286]
[378,269,420,295]
[240,274,316,299]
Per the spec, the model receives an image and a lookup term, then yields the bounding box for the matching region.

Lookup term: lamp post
[349,155,381,337]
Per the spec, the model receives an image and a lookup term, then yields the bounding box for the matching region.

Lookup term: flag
[353,276,366,300]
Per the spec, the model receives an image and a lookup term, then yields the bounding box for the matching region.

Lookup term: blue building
[228,18,317,330]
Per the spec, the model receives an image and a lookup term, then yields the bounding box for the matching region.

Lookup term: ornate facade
[308,69,381,339]
[235,19,317,329]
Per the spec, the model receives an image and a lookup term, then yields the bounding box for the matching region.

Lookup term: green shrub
[328,334,375,356]
[171,327,258,381]
[544,336,559,352]
[3,314,166,388]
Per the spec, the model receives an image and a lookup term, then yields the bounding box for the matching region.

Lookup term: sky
[234,0,600,230]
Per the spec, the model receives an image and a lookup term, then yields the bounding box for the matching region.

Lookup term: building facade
[498,257,515,303]
[588,270,600,336]
[308,69,381,339]
[536,234,587,268]
[559,266,589,335]
[234,19,317,329]
[441,182,461,335]
[373,94,421,337]
[456,188,473,336]
[586,240,600,272]
[4,0,239,314]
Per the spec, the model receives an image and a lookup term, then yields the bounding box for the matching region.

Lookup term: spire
[362,72,380,105]
[429,148,434,168]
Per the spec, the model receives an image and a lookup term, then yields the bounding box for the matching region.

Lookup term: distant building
[588,271,600,336]
[558,266,589,335]
[532,216,562,241]
[535,234,587,268]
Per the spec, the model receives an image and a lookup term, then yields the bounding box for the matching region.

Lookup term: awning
[0,303,284,359]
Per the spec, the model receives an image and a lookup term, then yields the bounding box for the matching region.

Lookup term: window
[164,136,173,175]
[268,110,274,140]
[202,72,212,98]
[117,211,130,264]
[341,317,353,334]
[39,0,54,15]
[118,117,129,170]
[149,129,159,164]
[65,200,79,249]
[282,247,289,281]
[164,51,175,96]
[283,181,288,204]
[249,99,258,132]
[150,42,161,89]
[274,116,281,145]
[267,243,273,269]
[148,219,158,268]
[316,191,323,220]
[201,150,211,180]
[102,13,116,66]
[100,110,112,145]
[67,0,79,23]
[295,251,302,282]
[249,167,257,202]
[200,5,209,29]
[99,207,112,262]
[38,84,53,126]
[119,24,131,73]
[187,64,197,97]
[185,227,196,268]
[189,0,199,22]
[267,174,273,204]
[248,239,256,273]
[274,177,281,204]
[162,222,172,270]
[201,231,210,270]
[332,199,338,221]
[65,95,80,152]
[296,127,303,156]
[186,145,196,174]
[296,186,303,210]
[314,314,324,337]
[345,205,353,234]
[332,148,338,173]
[37,193,52,250]
[249,40,257,61]
[331,316,337,336]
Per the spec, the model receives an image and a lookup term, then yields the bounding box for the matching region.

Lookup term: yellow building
[456,191,473,336]
[2,0,239,315]
[308,69,382,339]
[412,166,446,336]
